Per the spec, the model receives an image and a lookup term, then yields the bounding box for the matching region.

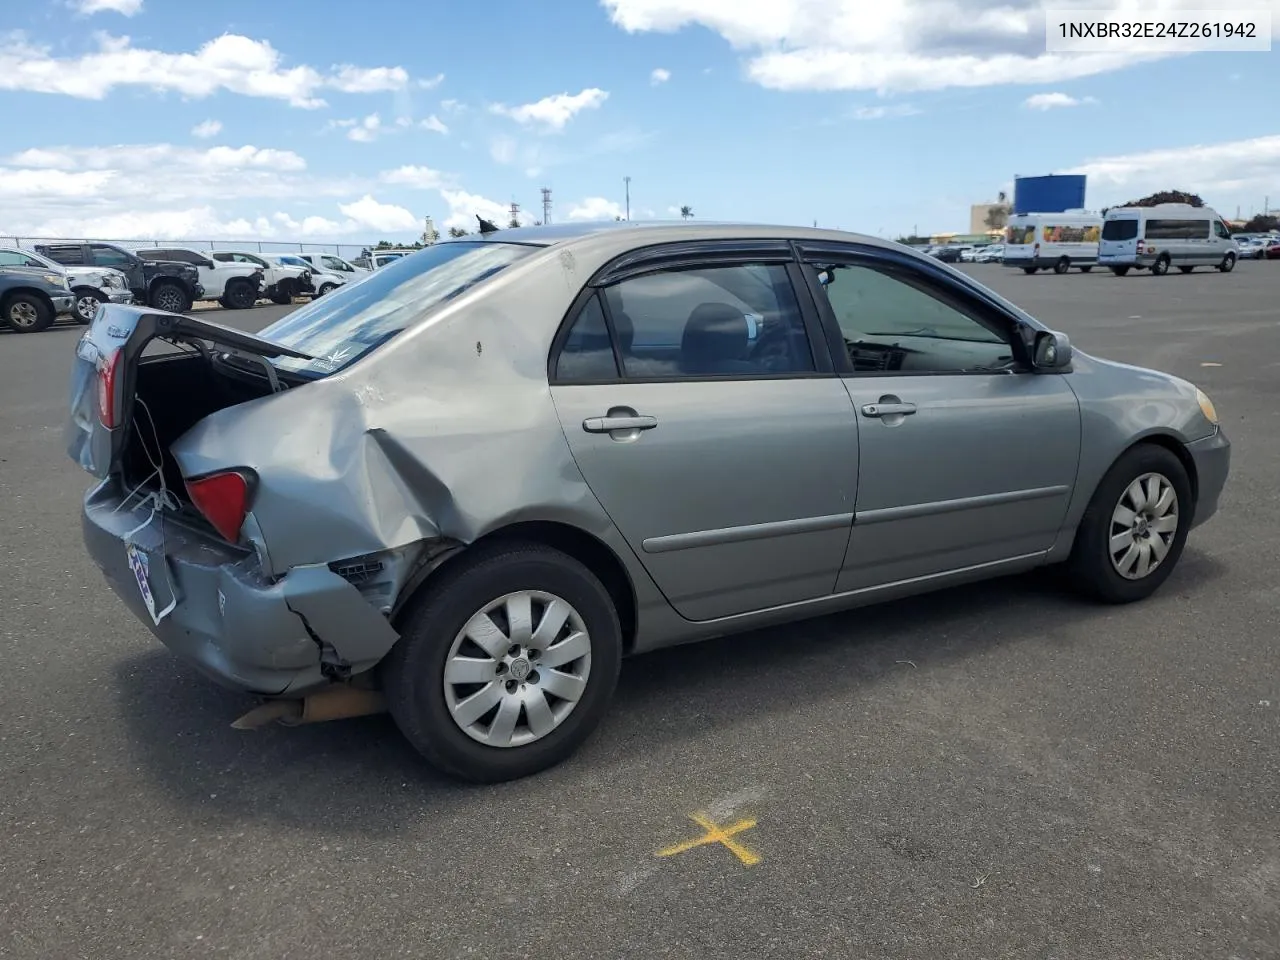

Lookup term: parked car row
[0,242,379,333]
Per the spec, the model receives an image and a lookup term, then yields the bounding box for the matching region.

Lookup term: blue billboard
[1012,175,1087,215]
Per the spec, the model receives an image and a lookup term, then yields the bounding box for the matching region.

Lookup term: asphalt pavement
[2,264,1278,960]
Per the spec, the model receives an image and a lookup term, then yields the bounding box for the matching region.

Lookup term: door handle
[583,414,658,433]
[861,401,917,418]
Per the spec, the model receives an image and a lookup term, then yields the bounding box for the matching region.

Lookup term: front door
[549,256,858,622]
[799,249,1082,591]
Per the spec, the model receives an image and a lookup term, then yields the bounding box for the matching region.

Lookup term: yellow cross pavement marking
[657,812,761,867]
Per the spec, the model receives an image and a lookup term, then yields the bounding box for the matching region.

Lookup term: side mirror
[1033,330,1072,370]
[202,258,216,269]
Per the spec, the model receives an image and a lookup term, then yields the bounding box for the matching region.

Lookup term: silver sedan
[67,221,1230,782]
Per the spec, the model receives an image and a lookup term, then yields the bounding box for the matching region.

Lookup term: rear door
[795,242,1081,591]
[549,242,859,622]
[1099,215,1138,263]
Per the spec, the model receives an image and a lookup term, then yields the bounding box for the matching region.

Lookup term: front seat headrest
[681,303,751,374]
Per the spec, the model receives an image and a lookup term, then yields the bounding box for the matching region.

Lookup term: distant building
[970,204,1005,234]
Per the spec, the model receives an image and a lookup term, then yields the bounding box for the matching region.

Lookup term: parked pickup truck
[147,246,266,309]
[34,242,204,313]
[0,247,134,323]
[1,265,77,333]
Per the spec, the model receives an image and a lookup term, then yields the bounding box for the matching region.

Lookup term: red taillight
[185,471,249,543]
[97,350,121,428]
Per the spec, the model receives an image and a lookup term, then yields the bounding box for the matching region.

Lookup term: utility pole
[541,187,552,225]
[624,176,631,221]
[508,201,521,228]
[422,214,436,245]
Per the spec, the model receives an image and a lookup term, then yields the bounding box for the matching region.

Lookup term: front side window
[150,249,198,264]
[1214,221,1232,240]
[92,246,135,268]
[599,263,815,379]
[323,256,350,271]
[810,261,1013,375]
[0,250,42,268]
[258,241,536,377]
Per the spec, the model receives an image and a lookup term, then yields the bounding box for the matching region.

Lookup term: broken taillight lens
[97,349,121,428]
[185,471,250,543]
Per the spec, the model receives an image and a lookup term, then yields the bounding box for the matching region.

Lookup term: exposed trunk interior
[122,347,275,501]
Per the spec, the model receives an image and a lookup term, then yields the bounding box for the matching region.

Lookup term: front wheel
[317,283,337,297]
[1219,253,1236,273]
[149,281,192,313]
[71,287,105,324]
[383,542,623,783]
[1066,444,1192,604]
[270,282,294,305]
[3,292,54,333]
[220,278,258,310]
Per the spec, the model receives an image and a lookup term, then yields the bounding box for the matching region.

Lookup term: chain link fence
[2,236,382,260]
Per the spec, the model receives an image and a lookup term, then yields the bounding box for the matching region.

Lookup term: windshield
[257,241,537,377]
[277,255,309,268]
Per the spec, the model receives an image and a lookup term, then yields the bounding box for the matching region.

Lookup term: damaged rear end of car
[67,305,407,697]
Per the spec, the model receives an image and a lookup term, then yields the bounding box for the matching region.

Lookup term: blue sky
[1,0,1278,243]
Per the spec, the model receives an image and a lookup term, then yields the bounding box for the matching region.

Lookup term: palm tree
[679,205,693,220]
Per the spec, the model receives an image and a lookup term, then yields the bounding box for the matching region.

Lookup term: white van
[1098,204,1239,276]
[1002,212,1102,274]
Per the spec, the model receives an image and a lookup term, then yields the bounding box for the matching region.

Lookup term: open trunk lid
[66,304,315,480]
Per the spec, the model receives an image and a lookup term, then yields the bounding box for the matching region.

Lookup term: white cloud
[1024,91,1096,110]
[438,189,512,231]
[601,0,1280,93]
[418,72,446,89]
[490,88,609,130]
[0,32,412,108]
[191,119,222,138]
[568,197,625,221]
[651,67,671,85]
[381,165,446,190]
[1064,134,1280,208]
[421,114,449,134]
[337,195,418,233]
[850,103,921,119]
[347,113,382,142]
[72,0,143,14]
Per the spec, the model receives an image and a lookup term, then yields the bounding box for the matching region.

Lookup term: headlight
[1196,387,1218,425]
[44,273,65,287]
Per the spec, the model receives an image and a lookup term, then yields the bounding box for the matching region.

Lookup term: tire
[1053,257,1070,274]
[71,287,105,324]
[270,281,294,306]
[1178,266,1194,274]
[3,292,54,333]
[1080,266,1093,273]
[149,281,191,313]
[1150,255,1171,276]
[221,278,258,310]
[1219,253,1236,273]
[382,542,623,783]
[317,283,337,297]
[1022,267,1037,275]
[1066,443,1193,604]
[1111,266,1130,277]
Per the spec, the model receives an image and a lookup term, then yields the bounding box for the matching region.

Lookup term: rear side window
[1102,219,1139,241]
[1145,218,1209,240]
[40,245,86,265]
[1006,225,1036,245]
[259,241,536,377]
[555,295,619,382]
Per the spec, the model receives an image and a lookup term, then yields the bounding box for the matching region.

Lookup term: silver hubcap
[1109,472,1179,580]
[10,302,38,327]
[76,295,99,320]
[443,590,591,748]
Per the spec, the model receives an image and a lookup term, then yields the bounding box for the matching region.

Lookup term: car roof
[446,219,907,255]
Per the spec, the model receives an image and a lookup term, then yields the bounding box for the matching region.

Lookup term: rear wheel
[1053,257,1070,274]
[1219,253,1236,273]
[1066,444,1192,604]
[3,292,54,333]
[1151,255,1171,276]
[71,287,104,324]
[383,542,623,783]
[1080,265,1093,273]
[1111,266,1130,277]
[149,281,191,313]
